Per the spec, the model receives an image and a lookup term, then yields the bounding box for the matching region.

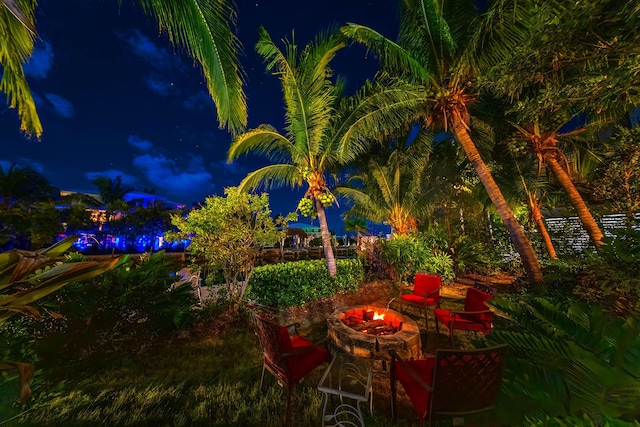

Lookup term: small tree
[168,187,294,309]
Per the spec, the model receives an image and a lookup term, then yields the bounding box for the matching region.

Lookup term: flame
[373,311,385,320]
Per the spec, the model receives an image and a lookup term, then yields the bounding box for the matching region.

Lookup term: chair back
[464,286,495,329]
[252,312,291,379]
[413,273,441,297]
[430,345,508,420]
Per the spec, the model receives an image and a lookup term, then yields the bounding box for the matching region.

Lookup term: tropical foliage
[0,235,120,404]
[335,131,433,236]
[228,27,420,276]
[487,297,640,425]
[341,0,545,283]
[168,187,291,308]
[1,0,246,138]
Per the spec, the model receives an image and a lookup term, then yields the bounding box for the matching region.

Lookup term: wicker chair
[390,344,508,426]
[249,308,328,426]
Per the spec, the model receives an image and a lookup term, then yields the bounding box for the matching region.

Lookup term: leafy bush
[38,251,198,359]
[572,228,640,315]
[377,235,454,283]
[487,297,640,425]
[247,259,364,308]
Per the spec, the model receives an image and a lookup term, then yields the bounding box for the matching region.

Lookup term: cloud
[0,158,45,173]
[23,40,54,80]
[43,93,74,118]
[85,170,138,186]
[144,73,176,96]
[127,135,153,151]
[115,29,187,96]
[116,29,183,73]
[133,153,214,197]
[182,91,213,111]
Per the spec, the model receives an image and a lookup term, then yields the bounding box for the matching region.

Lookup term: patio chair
[399,273,442,328]
[249,308,328,426]
[390,344,508,427]
[434,283,497,346]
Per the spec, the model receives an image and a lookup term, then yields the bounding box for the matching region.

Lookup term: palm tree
[334,130,433,236]
[0,163,58,209]
[509,116,604,247]
[91,176,133,223]
[484,0,640,247]
[228,27,420,276]
[1,0,246,138]
[341,0,544,283]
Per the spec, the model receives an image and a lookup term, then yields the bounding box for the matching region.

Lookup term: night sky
[1,0,399,233]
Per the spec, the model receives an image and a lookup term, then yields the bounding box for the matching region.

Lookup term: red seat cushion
[401,294,439,306]
[286,343,328,384]
[395,356,436,418]
[434,309,490,333]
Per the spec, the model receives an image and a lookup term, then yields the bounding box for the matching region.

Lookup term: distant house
[285,222,322,237]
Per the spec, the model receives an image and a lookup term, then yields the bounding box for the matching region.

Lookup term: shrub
[37,251,198,360]
[377,235,454,283]
[247,259,364,308]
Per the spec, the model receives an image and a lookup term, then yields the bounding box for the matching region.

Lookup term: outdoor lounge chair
[399,273,442,328]
[434,283,497,346]
[248,307,328,426]
[390,344,508,426]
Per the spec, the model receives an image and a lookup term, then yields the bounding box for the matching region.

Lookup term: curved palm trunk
[315,199,337,277]
[544,155,604,247]
[452,117,544,283]
[530,201,558,260]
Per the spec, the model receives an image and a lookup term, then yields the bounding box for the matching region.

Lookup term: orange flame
[373,311,385,320]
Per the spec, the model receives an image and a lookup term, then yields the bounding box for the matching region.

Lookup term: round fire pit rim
[328,304,419,334]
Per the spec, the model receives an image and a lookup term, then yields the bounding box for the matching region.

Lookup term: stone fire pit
[326,305,422,371]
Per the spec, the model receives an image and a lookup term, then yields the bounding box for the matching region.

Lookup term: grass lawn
[10,279,504,427]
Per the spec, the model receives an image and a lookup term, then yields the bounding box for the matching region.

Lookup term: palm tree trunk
[531,203,558,260]
[452,116,544,283]
[315,199,337,277]
[544,155,604,247]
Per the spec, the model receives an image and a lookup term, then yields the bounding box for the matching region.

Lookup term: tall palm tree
[228,27,420,276]
[509,116,604,247]
[334,130,433,236]
[1,0,246,138]
[484,0,640,247]
[341,0,544,283]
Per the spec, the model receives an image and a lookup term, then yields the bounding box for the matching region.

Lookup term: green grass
[4,285,502,427]
[9,310,417,427]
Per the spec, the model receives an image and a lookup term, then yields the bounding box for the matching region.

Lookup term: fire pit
[327,305,422,371]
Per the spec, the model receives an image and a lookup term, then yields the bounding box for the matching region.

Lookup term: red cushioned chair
[399,273,442,328]
[250,309,328,426]
[390,345,508,427]
[434,283,497,346]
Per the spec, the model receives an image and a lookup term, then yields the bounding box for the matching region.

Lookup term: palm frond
[237,164,301,193]
[398,0,456,75]
[340,23,431,84]
[0,0,41,138]
[138,0,246,133]
[227,125,293,162]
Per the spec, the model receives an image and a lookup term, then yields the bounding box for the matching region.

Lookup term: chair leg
[285,386,293,427]
[434,316,440,334]
[260,362,266,390]
[450,328,455,347]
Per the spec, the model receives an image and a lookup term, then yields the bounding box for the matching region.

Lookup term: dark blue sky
[1,0,399,233]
